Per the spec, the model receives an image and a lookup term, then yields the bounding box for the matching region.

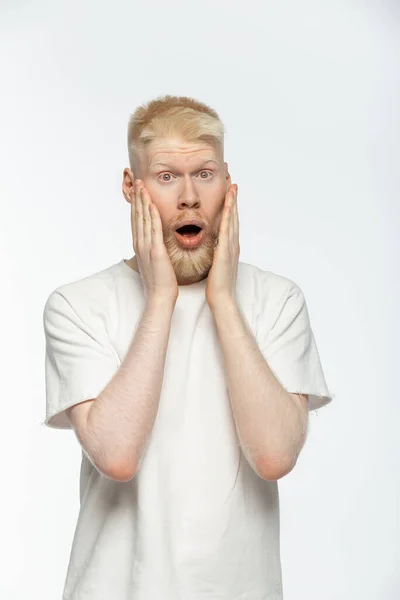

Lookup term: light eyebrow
[149,158,219,171]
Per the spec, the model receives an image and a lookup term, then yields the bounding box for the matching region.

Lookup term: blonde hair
[127,94,225,175]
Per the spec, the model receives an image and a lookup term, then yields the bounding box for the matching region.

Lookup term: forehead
[145,138,221,167]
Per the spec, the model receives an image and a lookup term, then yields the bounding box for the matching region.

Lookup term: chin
[164,230,216,280]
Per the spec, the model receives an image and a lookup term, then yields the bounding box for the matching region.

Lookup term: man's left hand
[206,184,240,309]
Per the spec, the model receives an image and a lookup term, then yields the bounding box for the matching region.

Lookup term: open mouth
[175,224,202,238]
[174,224,204,248]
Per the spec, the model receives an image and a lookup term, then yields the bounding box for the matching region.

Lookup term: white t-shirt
[43,258,332,600]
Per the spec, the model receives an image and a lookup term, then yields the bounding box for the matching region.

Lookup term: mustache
[170,203,225,231]
[170,212,223,233]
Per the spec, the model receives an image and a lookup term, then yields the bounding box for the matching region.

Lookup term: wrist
[146,294,178,313]
[208,295,237,315]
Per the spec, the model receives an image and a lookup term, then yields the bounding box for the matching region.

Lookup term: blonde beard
[164,228,218,281]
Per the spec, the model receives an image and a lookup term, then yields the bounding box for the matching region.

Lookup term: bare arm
[210,299,309,481]
[68,295,176,482]
[68,180,179,482]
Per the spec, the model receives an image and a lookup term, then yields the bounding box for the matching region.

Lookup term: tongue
[180,231,199,238]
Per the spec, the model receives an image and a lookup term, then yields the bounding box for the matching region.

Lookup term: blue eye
[159,173,173,182]
[157,170,212,182]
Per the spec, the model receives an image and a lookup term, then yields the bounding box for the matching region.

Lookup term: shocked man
[43,94,333,600]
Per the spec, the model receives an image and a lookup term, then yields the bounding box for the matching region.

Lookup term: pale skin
[66,137,309,481]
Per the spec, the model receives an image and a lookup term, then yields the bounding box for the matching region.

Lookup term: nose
[178,175,200,209]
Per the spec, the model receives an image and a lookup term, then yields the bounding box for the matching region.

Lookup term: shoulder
[43,262,120,328]
[238,261,302,305]
[237,262,308,336]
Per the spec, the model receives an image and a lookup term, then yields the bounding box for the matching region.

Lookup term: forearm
[211,300,308,478]
[85,296,176,479]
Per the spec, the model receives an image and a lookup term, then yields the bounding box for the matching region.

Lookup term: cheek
[146,183,177,208]
[143,184,167,217]
[144,181,161,201]
[209,191,226,224]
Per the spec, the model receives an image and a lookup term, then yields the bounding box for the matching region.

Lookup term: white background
[1,1,399,598]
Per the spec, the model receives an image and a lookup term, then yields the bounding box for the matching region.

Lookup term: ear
[224,162,231,190]
[122,168,136,204]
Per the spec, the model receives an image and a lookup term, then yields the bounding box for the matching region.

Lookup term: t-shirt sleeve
[258,283,333,412]
[42,290,120,430]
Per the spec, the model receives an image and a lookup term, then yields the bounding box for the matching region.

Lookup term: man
[43,94,332,599]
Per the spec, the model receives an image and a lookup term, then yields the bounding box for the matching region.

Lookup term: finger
[228,194,234,243]
[142,187,152,246]
[228,187,237,245]
[218,188,232,242]
[233,187,239,241]
[130,187,137,249]
[225,187,232,208]
[220,203,231,248]
[136,182,144,250]
[149,201,164,250]
[227,186,236,227]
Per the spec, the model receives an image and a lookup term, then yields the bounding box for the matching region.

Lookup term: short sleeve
[258,283,333,412]
[42,291,120,429]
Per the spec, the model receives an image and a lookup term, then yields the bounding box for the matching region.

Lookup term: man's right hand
[130,180,179,304]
